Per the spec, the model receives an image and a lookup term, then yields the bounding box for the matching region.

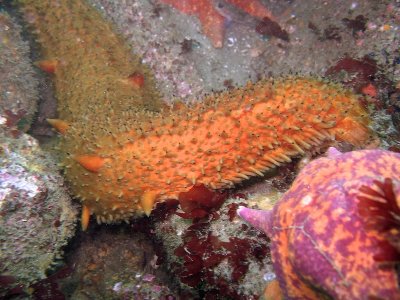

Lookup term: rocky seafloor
[0,0,399,299]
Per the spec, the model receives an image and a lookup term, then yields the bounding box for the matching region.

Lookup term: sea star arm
[227,0,276,21]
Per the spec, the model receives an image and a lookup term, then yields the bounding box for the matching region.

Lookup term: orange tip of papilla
[140,191,158,216]
[171,100,187,111]
[81,205,90,231]
[73,154,106,173]
[47,118,69,134]
[35,59,58,73]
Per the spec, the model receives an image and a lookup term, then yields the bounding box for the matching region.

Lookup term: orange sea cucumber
[19,0,374,230]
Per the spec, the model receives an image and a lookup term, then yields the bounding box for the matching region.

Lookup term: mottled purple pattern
[239,147,400,299]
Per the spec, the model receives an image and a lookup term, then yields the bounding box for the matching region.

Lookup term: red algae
[326,56,378,93]
[177,184,228,219]
[172,199,270,299]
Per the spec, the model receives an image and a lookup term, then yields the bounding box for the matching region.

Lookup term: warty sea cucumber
[19,0,374,230]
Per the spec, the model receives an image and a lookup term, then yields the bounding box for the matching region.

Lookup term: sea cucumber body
[20,0,373,223]
[68,77,372,223]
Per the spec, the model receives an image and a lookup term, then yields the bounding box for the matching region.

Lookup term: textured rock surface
[89,0,399,102]
[0,9,78,296]
[0,11,38,132]
[60,225,175,299]
[0,127,77,295]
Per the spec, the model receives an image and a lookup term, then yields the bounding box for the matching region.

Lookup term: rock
[0,11,38,132]
[0,127,78,296]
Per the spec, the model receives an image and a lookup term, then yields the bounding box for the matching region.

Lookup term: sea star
[160,0,276,47]
[19,0,374,231]
[238,147,400,299]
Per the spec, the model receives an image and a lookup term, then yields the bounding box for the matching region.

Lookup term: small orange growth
[47,118,69,134]
[87,263,97,271]
[361,83,378,98]
[73,155,106,173]
[35,59,58,73]
[127,72,145,89]
[81,205,90,231]
[171,100,187,111]
[264,279,284,300]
